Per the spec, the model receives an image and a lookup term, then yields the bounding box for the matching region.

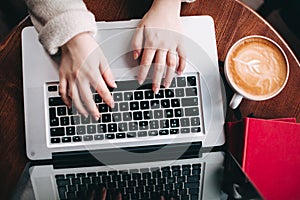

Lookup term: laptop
[21,16,227,199]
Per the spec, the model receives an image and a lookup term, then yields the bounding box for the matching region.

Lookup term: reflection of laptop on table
[21,16,228,199]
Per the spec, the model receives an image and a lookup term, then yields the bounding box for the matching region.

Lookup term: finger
[68,81,89,118]
[138,48,156,85]
[91,74,114,108]
[98,53,117,88]
[76,80,100,120]
[132,26,144,60]
[59,76,72,108]
[164,51,177,88]
[160,195,165,200]
[115,192,122,200]
[152,49,167,94]
[100,187,107,200]
[176,44,186,75]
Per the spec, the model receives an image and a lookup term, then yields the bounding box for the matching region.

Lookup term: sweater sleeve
[25,0,97,55]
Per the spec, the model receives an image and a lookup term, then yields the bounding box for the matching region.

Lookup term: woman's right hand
[59,32,116,120]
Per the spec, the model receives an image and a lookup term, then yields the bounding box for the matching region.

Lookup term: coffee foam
[227,37,287,99]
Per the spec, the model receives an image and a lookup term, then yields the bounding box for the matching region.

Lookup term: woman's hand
[59,32,116,120]
[132,0,186,93]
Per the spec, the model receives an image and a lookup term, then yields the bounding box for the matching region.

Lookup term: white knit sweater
[25,0,195,55]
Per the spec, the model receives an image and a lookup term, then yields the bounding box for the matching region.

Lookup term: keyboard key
[174,108,183,117]
[73,136,82,142]
[105,134,115,139]
[57,107,67,116]
[124,92,133,101]
[50,117,59,127]
[139,121,148,130]
[140,101,150,110]
[181,118,190,127]
[181,128,190,134]
[123,112,132,121]
[133,111,143,120]
[148,130,158,136]
[50,127,65,137]
[94,135,104,140]
[170,119,179,127]
[171,99,180,107]
[87,125,96,134]
[116,133,125,139]
[49,97,64,106]
[118,123,128,132]
[129,122,138,131]
[170,129,179,134]
[154,110,163,118]
[48,85,57,92]
[165,89,175,98]
[187,76,197,86]
[186,87,198,96]
[143,111,153,120]
[62,137,71,143]
[161,99,170,108]
[138,131,147,137]
[185,107,200,116]
[150,100,160,109]
[97,124,107,133]
[67,107,77,115]
[76,126,86,135]
[134,91,144,100]
[119,102,129,111]
[127,132,137,138]
[165,109,173,118]
[160,120,169,128]
[177,77,186,87]
[49,107,56,118]
[60,117,69,126]
[94,94,102,103]
[130,102,139,110]
[155,90,164,98]
[191,127,201,133]
[83,135,93,141]
[56,179,70,186]
[98,104,109,112]
[101,113,111,123]
[70,116,80,125]
[159,129,169,135]
[51,138,60,143]
[182,97,198,107]
[108,123,117,132]
[144,90,154,99]
[191,117,201,126]
[149,120,159,129]
[81,116,91,124]
[113,92,123,101]
[112,113,122,122]
[175,88,184,97]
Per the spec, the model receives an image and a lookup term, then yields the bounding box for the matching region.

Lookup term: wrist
[151,0,181,17]
[62,32,98,53]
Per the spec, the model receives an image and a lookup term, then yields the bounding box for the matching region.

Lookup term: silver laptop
[21,16,226,199]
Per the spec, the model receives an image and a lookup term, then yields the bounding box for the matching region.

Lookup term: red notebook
[226,117,300,200]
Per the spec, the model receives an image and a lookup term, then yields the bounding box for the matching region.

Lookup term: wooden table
[0,0,299,199]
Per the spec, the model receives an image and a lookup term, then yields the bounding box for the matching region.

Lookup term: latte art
[227,37,287,99]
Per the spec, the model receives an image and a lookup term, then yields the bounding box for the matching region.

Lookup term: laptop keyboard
[47,75,203,144]
[55,160,203,200]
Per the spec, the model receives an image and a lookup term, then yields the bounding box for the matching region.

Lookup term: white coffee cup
[224,35,289,109]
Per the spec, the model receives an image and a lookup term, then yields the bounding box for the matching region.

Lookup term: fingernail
[154,87,159,94]
[138,78,144,85]
[164,81,170,88]
[110,101,115,108]
[133,51,139,60]
[112,82,117,88]
[84,113,88,118]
